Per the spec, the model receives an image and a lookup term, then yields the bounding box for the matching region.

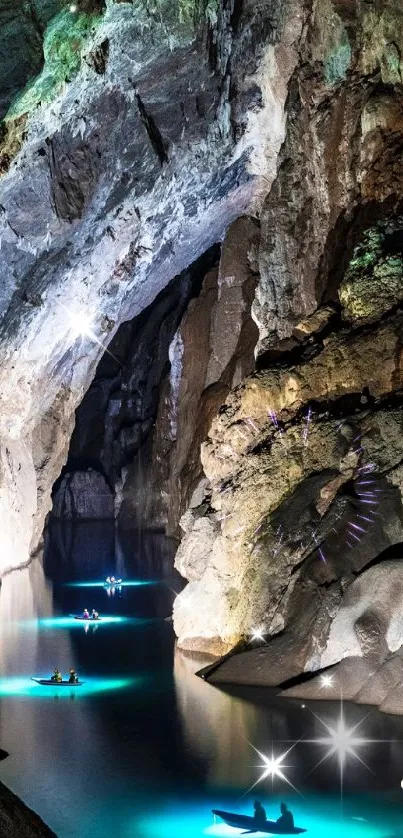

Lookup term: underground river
[0,522,402,838]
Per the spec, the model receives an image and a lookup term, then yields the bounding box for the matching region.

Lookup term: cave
[1,1,403,836]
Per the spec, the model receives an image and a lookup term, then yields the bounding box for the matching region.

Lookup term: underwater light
[63,579,158,588]
[320,674,333,688]
[0,676,139,698]
[20,616,127,630]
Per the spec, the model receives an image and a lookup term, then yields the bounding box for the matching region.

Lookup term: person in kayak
[105,577,111,584]
[68,669,78,684]
[82,608,90,619]
[91,609,99,620]
[51,668,62,683]
[253,800,267,827]
[110,576,116,584]
[277,802,294,830]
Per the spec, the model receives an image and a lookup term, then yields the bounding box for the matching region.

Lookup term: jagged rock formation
[50,249,211,523]
[0,1,62,122]
[119,216,259,532]
[174,293,403,655]
[0,0,303,573]
[174,0,403,678]
[52,216,258,531]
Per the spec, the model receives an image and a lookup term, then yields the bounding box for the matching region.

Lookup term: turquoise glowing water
[0,523,402,838]
[64,580,158,587]
[139,794,403,838]
[0,675,140,697]
[20,615,151,629]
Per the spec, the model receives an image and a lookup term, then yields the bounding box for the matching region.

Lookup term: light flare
[305,704,393,800]
[250,629,265,642]
[244,742,301,796]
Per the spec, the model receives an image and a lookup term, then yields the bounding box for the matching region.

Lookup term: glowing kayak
[72,615,102,621]
[212,810,307,834]
[104,579,122,586]
[31,678,84,687]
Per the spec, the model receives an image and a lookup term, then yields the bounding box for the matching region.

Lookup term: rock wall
[174,298,403,655]
[173,0,403,660]
[51,248,213,522]
[119,215,259,532]
[0,0,304,574]
[52,215,258,532]
[0,779,55,837]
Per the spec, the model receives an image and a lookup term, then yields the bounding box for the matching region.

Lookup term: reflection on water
[174,650,260,788]
[0,523,402,838]
[44,519,178,582]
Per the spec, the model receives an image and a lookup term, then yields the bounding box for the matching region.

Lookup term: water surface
[0,522,402,837]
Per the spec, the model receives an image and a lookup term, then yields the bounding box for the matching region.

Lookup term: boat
[31,677,84,687]
[104,579,122,587]
[71,615,102,621]
[212,810,307,835]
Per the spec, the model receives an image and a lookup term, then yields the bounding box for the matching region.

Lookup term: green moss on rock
[340,221,403,324]
[324,37,351,85]
[7,8,101,119]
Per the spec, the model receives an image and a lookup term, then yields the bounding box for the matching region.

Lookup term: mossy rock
[0,114,28,175]
[324,37,352,85]
[340,221,403,324]
[6,8,101,120]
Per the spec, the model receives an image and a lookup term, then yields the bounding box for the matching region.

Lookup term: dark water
[0,522,402,838]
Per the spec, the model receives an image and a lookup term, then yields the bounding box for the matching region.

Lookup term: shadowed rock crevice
[134,88,169,166]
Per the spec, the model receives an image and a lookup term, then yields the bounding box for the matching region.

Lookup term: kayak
[72,615,102,621]
[31,678,84,687]
[212,810,307,834]
[104,580,122,586]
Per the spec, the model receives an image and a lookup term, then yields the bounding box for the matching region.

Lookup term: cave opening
[48,244,221,534]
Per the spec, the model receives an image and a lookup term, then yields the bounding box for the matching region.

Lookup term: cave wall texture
[170,0,403,705]
[0,0,302,572]
[2,0,403,709]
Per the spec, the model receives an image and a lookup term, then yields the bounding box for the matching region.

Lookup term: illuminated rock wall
[0,0,303,573]
[174,0,403,658]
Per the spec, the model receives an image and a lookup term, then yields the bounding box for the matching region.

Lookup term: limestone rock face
[52,468,113,519]
[51,216,258,533]
[128,215,260,533]
[174,0,403,669]
[174,301,403,654]
[280,559,403,715]
[0,0,304,573]
[253,0,403,354]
